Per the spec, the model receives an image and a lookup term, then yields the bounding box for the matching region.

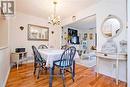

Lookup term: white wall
[9,12,62,57]
[127,0,130,86]
[5,1,96,63]
[96,0,127,52]
[62,26,96,52]
[49,25,62,49]
[79,28,96,51]
[10,12,49,56]
[0,48,10,87]
[62,4,96,26]
[0,18,8,47]
[0,10,62,87]
[61,26,78,45]
[62,0,127,82]
[61,26,82,45]
[0,16,10,87]
[96,0,127,81]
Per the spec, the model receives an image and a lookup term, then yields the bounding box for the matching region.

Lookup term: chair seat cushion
[54,60,70,67]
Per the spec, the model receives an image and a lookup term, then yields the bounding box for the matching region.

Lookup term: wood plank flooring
[6,63,127,87]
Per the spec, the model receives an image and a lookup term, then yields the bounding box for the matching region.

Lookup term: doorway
[62,14,97,68]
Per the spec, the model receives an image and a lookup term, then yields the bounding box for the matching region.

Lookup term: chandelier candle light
[48,1,61,25]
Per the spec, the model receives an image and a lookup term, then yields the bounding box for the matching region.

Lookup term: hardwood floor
[6,63,126,87]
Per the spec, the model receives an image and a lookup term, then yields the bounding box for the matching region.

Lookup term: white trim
[127,0,130,87]
[0,47,10,87]
[2,67,10,87]
[0,46,8,50]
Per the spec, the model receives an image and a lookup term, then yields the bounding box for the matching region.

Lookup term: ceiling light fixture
[48,1,61,25]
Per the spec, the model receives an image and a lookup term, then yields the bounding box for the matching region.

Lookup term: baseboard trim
[2,66,10,87]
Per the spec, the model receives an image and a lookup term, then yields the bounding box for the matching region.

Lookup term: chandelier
[48,1,61,25]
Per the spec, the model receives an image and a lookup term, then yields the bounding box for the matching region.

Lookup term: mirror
[101,15,122,38]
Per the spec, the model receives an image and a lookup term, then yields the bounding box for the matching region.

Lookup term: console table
[11,52,28,69]
[96,52,127,85]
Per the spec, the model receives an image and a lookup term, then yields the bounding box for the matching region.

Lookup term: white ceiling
[16,0,96,20]
[66,15,96,30]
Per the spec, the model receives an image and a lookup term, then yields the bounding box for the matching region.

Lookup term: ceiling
[66,15,96,30]
[16,0,96,20]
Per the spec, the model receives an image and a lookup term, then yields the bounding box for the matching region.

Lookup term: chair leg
[60,69,62,75]
[34,63,37,74]
[37,67,41,79]
[61,69,66,87]
[52,65,55,79]
[43,62,47,74]
[70,67,74,82]
[45,67,47,74]
[49,67,53,87]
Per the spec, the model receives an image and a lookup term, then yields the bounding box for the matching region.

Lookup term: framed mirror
[101,15,122,38]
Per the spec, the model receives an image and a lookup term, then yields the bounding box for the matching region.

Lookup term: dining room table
[38,48,79,87]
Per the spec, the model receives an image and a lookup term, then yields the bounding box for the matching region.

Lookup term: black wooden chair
[52,46,76,87]
[32,46,47,79]
[38,44,48,49]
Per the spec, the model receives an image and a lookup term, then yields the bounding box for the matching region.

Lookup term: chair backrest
[61,45,68,50]
[60,46,76,67]
[38,45,48,49]
[32,46,43,62]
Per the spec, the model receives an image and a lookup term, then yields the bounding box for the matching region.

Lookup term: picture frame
[83,33,87,40]
[28,24,49,41]
[89,33,94,40]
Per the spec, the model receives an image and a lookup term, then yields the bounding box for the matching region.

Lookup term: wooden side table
[11,52,28,70]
